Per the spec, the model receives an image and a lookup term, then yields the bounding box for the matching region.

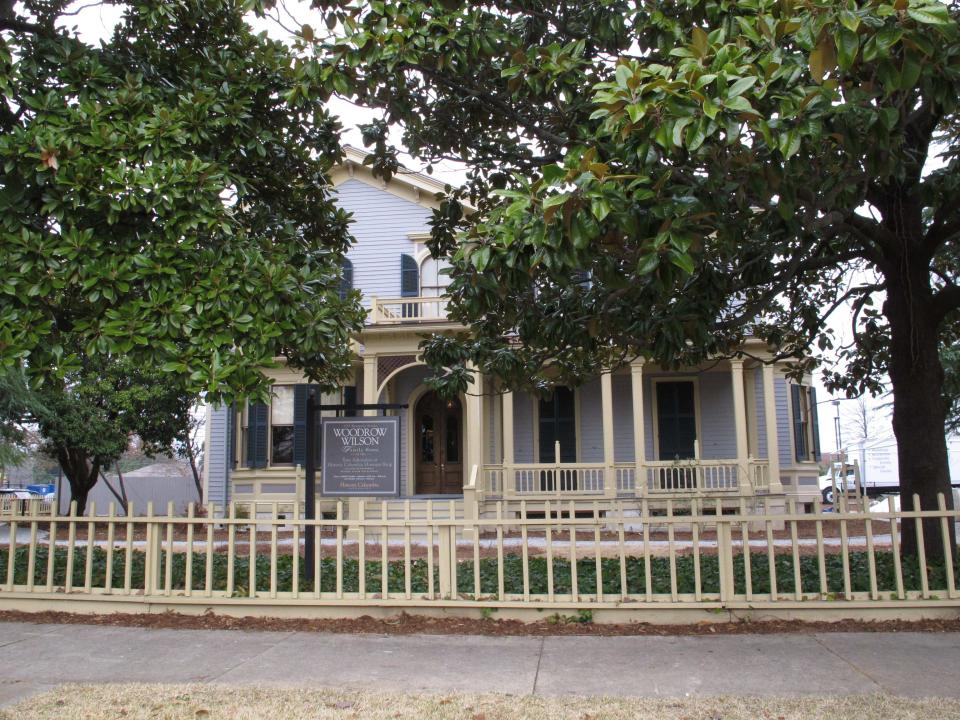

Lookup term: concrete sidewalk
[1,622,959,707]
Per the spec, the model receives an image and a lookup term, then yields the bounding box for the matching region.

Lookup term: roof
[331,146,453,211]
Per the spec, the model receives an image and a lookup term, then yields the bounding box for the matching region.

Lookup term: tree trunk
[99,466,129,515]
[885,269,955,559]
[56,447,100,517]
[186,442,203,504]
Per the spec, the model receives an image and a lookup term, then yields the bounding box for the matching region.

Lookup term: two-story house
[203,148,824,521]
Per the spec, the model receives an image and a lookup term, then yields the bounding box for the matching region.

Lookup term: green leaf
[591,198,611,221]
[879,106,899,131]
[672,117,693,148]
[836,29,860,70]
[839,10,861,32]
[907,4,951,25]
[636,253,659,274]
[542,192,571,209]
[541,164,566,184]
[670,252,695,274]
[726,76,757,98]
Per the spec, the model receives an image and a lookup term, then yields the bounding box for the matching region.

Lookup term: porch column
[630,360,646,495]
[762,363,783,492]
[730,359,749,475]
[362,354,377,417]
[501,388,514,496]
[601,371,616,497]
[464,365,484,473]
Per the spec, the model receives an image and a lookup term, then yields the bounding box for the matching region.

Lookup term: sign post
[304,389,317,580]
[302,402,405,581]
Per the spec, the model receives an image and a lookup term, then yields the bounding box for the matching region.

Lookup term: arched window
[400,254,419,297]
[338,258,353,300]
[419,255,452,297]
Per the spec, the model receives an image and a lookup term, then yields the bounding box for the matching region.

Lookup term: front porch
[226,351,801,521]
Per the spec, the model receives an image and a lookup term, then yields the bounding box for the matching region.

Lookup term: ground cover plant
[1,547,956,598]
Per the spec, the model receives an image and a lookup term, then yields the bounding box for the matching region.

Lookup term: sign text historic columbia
[320,416,401,496]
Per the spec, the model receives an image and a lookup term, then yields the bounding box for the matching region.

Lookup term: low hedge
[0,547,957,597]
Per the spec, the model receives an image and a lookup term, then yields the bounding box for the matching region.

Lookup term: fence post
[717,515,735,603]
[438,523,455,599]
[144,501,162,596]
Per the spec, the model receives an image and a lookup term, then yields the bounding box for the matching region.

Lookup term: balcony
[369,296,451,325]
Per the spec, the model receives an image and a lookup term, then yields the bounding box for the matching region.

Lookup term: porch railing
[482,459,770,499]
[369,295,450,324]
[2,495,958,612]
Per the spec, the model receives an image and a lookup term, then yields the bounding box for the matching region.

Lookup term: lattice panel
[377,354,417,388]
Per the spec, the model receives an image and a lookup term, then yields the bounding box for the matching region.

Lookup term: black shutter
[292,384,308,467]
[791,384,807,461]
[227,404,236,468]
[339,258,353,300]
[400,254,419,297]
[810,386,822,461]
[247,402,268,468]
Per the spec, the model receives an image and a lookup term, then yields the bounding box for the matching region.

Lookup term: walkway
[1,622,958,706]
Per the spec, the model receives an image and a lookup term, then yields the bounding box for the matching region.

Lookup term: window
[655,381,697,460]
[538,387,577,463]
[271,386,295,465]
[420,256,451,297]
[537,387,577,491]
[400,254,420,318]
[791,385,821,462]
[338,258,353,300]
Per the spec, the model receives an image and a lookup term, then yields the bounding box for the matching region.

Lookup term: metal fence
[1,495,958,612]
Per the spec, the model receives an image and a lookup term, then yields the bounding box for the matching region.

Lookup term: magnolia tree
[0,0,364,402]
[312,0,960,555]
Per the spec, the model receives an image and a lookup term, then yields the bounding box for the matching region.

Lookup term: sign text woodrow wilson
[321,417,400,496]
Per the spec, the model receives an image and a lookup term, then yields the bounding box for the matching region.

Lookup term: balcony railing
[369,296,450,325]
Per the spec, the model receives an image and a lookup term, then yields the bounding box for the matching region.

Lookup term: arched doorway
[414,391,463,494]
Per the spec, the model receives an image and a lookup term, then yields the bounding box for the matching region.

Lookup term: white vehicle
[818,457,900,504]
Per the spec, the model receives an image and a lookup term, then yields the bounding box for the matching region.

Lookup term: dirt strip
[2,609,959,637]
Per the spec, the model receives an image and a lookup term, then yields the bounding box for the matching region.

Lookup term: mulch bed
[1,609,958,637]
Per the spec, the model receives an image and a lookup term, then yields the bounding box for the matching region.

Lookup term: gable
[335,178,433,305]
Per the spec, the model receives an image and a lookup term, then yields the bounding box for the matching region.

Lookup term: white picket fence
[1,495,957,612]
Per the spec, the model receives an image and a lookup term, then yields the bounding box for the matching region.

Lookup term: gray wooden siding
[612,374,635,462]
[206,404,229,511]
[513,392,534,463]
[335,179,432,308]
[578,378,604,462]
[699,372,737,460]
[486,384,500,464]
[775,378,792,468]
[754,369,768,459]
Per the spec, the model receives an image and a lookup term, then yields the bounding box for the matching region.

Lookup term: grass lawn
[3,685,959,720]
